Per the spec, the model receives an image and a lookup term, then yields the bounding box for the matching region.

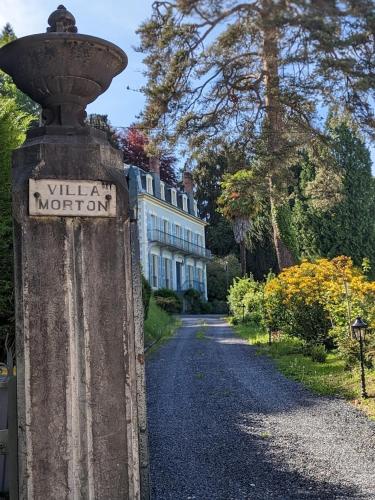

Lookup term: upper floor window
[146,174,153,195]
[160,181,165,200]
[193,200,198,217]
[171,188,177,206]
[182,194,188,212]
[163,219,169,234]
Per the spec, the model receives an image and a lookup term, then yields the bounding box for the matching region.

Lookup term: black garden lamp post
[351,316,369,398]
[242,303,246,322]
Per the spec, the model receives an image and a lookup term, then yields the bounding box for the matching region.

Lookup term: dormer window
[171,188,177,206]
[194,200,198,217]
[182,194,188,212]
[160,181,165,200]
[146,174,153,195]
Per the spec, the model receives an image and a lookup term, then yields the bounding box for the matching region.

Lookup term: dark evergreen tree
[292,117,375,268]
[192,148,238,256]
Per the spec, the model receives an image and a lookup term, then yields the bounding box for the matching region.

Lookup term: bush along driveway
[234,322,375,420]
[146,315,375,500]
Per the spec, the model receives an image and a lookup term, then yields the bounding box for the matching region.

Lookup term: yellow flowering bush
[264,256,375,362]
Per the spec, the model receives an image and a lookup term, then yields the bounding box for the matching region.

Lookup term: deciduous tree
[118,125,178,186]
[0,24,37,360]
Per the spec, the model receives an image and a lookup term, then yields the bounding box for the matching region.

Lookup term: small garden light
[351,316,369,398]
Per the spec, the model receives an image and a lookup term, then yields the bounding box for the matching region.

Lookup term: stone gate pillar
[0,6,149,499]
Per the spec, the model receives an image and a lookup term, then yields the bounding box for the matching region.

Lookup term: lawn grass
[233,321,375,420]
[144,296,180,350]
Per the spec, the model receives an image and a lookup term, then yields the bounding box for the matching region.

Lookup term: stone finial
[47,5,78,33]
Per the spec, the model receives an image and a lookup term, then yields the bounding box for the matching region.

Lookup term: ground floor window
[197,267,203,285]
[163,257,172,289]
[150,254,159,288]
[187,264,194,287]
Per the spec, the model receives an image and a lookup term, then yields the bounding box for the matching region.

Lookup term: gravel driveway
[146,315,375,499]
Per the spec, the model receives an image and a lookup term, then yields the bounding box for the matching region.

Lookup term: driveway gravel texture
[146,315,375,500]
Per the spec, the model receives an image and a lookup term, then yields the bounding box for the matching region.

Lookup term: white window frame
[197,267,203,284]
[187,264,194,287]
[160,181,165,200]
[171,188,177,206]
[182,194,188,212]
[151,253,159,288]
[163,257,172,289]
[146,174,153,195]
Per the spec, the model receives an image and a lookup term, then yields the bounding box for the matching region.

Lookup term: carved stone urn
[0,5,127,127]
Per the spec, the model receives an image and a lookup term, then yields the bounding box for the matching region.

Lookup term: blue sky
[0,0,150,127]
[1,0,373,171]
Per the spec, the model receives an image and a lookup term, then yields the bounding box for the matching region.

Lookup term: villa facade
[126,160,210,299]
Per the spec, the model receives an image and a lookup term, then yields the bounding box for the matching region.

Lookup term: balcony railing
[148,229,212,259]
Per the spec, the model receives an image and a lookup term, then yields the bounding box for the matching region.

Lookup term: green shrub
[141,275,152,320]
[207,254,241,301]
[154,288,182,314]
[210,299,228,314]
[337,335,374,370]
[309,344,327,363]
[144,296,179,346]
[200,301,213,314]
[184,288,202,313]
[227,275,264,323]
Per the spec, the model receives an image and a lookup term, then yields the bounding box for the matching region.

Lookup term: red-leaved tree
[118,125,177,186]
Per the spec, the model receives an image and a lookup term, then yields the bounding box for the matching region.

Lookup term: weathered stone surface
[12,132,144,499]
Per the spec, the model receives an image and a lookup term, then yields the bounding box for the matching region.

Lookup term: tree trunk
[269,179,295,271]
[262,0,295,271]
[240,240,247,276]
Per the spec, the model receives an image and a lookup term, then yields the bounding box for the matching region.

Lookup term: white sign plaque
[29,179,116,217]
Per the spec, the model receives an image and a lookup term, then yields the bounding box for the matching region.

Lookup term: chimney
[149,156,161,198]
[149,156,160,175]
[183,170,193,194]
[183,169,195,214]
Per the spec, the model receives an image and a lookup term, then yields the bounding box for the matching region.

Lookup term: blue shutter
[169,259,173,289]
[159,255,163,289]
[148,253,152,286]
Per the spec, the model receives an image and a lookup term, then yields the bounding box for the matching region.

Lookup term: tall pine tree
[137,0,374,269]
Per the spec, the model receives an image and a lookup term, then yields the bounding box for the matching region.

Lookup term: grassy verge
[233,321,375,420]
[144,296,180,351]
